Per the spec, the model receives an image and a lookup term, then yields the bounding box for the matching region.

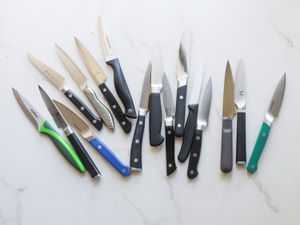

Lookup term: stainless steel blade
[223,61,236,118]
[176,29,190,86]
[150,44,163,92]
[162,73,175,117]
[12,88,44,129]
[197,78,212,130]
[234,59,246,110]
[188,66,204,104]
[75,37,106,85]
[55,44,87,90]
[28,53,66,90]
[139,62,151,111]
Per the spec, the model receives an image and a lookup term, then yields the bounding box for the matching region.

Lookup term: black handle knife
[174,85,187,137]
[149,93,164,146]
[236,112,246,164]
[187,129,203,179]
[221,118,233,173]
[165,124,176,175]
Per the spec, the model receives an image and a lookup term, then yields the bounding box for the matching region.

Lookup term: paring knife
[27,54,103,131]
[98,16,136,119]
[221,61,236,173]
[149,45,164,146]
[234,60,246,164]
[162,74,177,176]
[75,37,132,133]
[187,78,212,179]
[55,45,114,130]
[39,86,100,179]
[130,63,151,171]
[174,30,190,137]
[12,88,85,173]
[178,67,204,162]
[54,100,131,177]
[247,74,286,174]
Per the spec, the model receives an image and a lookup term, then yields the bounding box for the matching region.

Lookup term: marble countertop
[0,0,299,224]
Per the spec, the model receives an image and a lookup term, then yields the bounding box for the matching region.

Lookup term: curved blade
[162,74,175,117]
[268,73,286,118]
[223,61,235,118]
[177,29,190,81]
[189,66,204,104]
[197,78,212,128]
[234,59,246,110]
[139,62,151,110]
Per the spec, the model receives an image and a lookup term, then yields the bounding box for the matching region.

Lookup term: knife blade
[54,100,131,177]
[55,44,114,130]
[187,78,212,179]
[174,29,190,137]
[221,60,236,173]
[162,73,177,176]
[178,66,204,162]
[75,37,132,133]
[234,59,246,165]
[27,53,103,131]
[98,16,136,119]
[247,74,286,174]
[149,44,164,146]
[130,63,151,171]
[39,86,100,179]
[12,88,85,173]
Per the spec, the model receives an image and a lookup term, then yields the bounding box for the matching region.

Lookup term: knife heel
[221,118,233,173]
[174,85,187,137]
[236,112,246,164]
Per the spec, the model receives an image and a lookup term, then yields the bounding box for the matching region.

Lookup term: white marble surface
[0,0,300,224]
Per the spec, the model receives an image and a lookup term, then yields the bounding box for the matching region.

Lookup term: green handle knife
[247,74,286,174]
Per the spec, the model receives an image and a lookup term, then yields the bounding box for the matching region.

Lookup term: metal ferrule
[61,86,69,93]
[138,108,148,116]
[82,131,94,142]
[63,126,74,136]
[237,107,246,113]
[151,84,162,93]
[196,120,207,130]
[164,117,173,126]
[177,74,188,87]
[264,112,274,127]
[105,54,118,62]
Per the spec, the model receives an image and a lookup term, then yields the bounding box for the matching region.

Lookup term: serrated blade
[177,29,190,82]
[188,66,204,104]
[162,74,175,117]
[12,88,44,129]
[197,78,212,128]
[75,37,106,85]
[267,73,286,118]
[139,62,151,110]
[234,59,246,110]
[28,54,66,90]
[55,44,87,90]
[151,45,163,89]
[223,61,236,118]
[38,86,69,130]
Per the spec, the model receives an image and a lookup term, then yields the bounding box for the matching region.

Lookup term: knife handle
[165,124,177,176]
[64,89,103,131]
[178,104,198,162]
[67,133,101,179]
[247,122,271,174]
[99,83,132,133]
[83,86,115,130]
[221,118,233,173]
[88,137,131,177]
[149,93,164,146]
[174,85,187,137]
[107,58,137,119]
[39,120,85,173]
[187,129,203,179]
[236,112,246,164]
[130,114,146,171]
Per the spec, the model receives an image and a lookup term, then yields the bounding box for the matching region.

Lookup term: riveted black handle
[221,118,233,173]
[177,104,198,162]
[64,89,102,131]
[99,83,132,133]
[149,93,164,146]
[236,112,246,164]
[174,85,187,137]
[107,58,137,119]
[187,129,203,179]
[165,125,176,176]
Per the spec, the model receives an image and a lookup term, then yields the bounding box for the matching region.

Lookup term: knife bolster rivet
[192,153,197,158]
[68,94,73,98]
[134,158,139,163]
[122,121,126,126]
[128,108,133,113]
[167,130,172,135]
[135,139,140,144]
[139,121,144,125]
[92,119,97,124]
[112,105,116,109]
[103,88,107,92]
[179,95,184,100]
[80,106,85,111]
[196,136,200,141]
[177,123,182,128]
[168,163,173,168]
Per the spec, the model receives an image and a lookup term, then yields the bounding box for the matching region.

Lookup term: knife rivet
[98,145,102,149]
[122,169,126,173]
[80,106,85,111]
[193,153,197,158]
[68,94,73,98]
[112,105,116,109]
[128,108,133,113]
[177,123,182,128]
[135,139,140,144]
[196,136,200,140]
[179,95,184,100]
[92,119,97,124]
[122,121,126,125]
[167,130,172,135]
[168,163,173,168]
[262,133,266,138]
[139,121,143,125]
[103,88,107,92]
[189,170,194,175]
[134,158,139,163]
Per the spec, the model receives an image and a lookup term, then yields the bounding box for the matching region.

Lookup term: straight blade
[28,54,66,90]
[162,74,175,117]
[177,30,190,83]
[188,66,204,104]
[234,59,246,110]
[139,62,151,111]
[151,45,163,90]
[75,37,106,85]
[197,78,212,128]
[223,61,236,118]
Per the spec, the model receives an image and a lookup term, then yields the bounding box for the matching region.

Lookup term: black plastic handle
[177,104,198,162]
[64,89,103,131]
[221,118,233,173]
[165,125,176,176]
[174,85,187,137]
[99,83,132,133]
[106,58,137,119]
[130,114,146,171]
[149,93,164,146]
[67,133,101,179]
[187,129,203,179]
[236,112,246,164]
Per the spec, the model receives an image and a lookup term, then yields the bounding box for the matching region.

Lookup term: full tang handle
[149,93,164,146]
[174,85,187,137]
[247,122,271,174]
[165,124,176,176]
[221,118,233,173]
[236,112,246,164]
[187,129,203,179]
[67,133,100,179]
[83,86,114,130]
[107,58,137,119]
[39,121,85,173]
[130,114,146,171]
[88,136,131,176]
[177,104,198,162]
[99,83,131,133]
[64,89,102,131]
